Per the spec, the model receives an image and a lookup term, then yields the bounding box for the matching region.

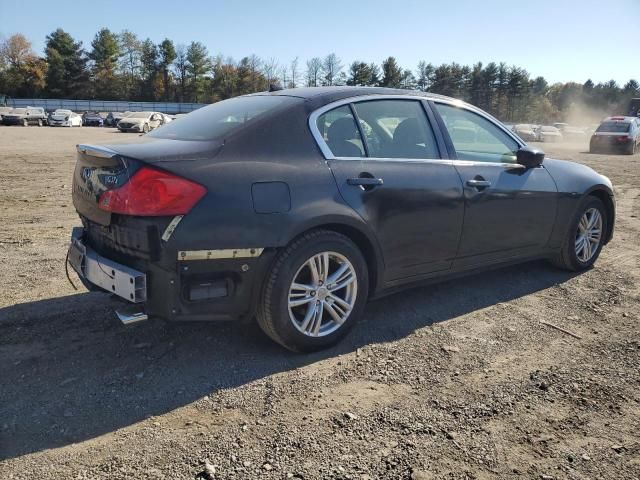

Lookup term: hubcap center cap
[317,287,329,301]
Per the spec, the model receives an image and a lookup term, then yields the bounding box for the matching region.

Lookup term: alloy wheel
[575,207,602,263]
[288,251,358,337]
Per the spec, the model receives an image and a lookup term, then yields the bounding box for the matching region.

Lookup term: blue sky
[1,0,638,85]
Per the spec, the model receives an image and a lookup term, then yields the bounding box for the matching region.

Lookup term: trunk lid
[72,144,136,226]
[72,137,221,224]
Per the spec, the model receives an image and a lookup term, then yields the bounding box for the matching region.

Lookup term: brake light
[98,166,206,216]
[616,136,630,142]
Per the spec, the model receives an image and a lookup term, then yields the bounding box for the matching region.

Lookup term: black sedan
[82,111,104,127]
[68,87,615,352]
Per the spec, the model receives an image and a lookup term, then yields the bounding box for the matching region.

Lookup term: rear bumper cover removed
[68,227,147,303]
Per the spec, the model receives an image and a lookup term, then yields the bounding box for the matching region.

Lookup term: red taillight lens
[98,166,206,216]
[616,136,630,142]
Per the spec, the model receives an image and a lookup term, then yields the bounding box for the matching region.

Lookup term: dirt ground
[0,127,638,480]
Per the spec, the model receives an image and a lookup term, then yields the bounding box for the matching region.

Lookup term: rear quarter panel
[155,101,384,278]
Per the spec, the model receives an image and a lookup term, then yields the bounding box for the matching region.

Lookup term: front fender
[543,158,615,248]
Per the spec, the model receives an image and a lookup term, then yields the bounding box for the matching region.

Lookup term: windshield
[54,110,72,115]
[148,95,297,141]
[541,126,559,133]
[127,112,152,119]
[597,121,630,133]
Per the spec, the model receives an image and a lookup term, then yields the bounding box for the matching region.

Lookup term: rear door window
[435,103,519,163]
[351,100,439,159]
[316,105,365,157]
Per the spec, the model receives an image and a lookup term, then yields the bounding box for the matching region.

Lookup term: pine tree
[139,39,158,100]
[158,39,176,101]
[380,57,402,88]
[44,29,89,98]
[186,41,210,102]
[89,28,121,99]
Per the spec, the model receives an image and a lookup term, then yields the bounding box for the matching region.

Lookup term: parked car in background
[537,125,563,142]
[48,109,83,127]
[68,87,615,352]
[117,111,168,132]
[2,107,48,126]
[0,106,13,122]
[561,126,587,141]
[513,124,538,141]
[82,111,104,127]
[106,111,130,127]
[590,116,640,154]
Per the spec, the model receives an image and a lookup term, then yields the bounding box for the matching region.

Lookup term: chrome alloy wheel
[288,251,358,337]
[575,207,602,263]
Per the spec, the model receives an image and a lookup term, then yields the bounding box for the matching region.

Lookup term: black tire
[551,196,607,271]
[627,143,636,155]
[257,230,369,352]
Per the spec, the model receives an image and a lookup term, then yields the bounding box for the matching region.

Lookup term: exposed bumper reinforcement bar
[67,227,147,303]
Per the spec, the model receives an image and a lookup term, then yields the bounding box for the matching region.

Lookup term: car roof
[251,86,455,110]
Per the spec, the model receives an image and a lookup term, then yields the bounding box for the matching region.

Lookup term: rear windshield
[597,121,630,133]
[148,95,296,141]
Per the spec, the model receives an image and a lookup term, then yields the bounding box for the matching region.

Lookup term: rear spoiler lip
[76,144,118,159]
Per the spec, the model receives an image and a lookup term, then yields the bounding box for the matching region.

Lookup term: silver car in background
[117,111,168,133]
[537,125,563,142]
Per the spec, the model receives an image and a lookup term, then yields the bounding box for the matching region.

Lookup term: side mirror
[517,146,545,168]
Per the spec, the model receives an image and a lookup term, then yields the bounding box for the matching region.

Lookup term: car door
[432,101,558,268]
[312,98,465,282]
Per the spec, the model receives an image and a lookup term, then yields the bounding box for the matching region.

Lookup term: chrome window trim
[308,94,525,168]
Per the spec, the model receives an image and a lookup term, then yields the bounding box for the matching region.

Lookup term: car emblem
[81,167,92,182]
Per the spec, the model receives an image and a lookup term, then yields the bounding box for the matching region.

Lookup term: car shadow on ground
[0,260,577,460]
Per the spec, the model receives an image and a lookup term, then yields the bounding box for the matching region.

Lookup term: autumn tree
[305,57,322,87]
[0,34,47,96]
[322,53,342,86]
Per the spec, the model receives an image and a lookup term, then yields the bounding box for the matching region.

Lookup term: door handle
[466,179,491,188]
[347,177,384,187]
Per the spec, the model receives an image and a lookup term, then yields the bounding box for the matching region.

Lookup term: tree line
[0,29,638,123]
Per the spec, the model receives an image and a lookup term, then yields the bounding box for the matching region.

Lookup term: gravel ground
[0,127,638,480]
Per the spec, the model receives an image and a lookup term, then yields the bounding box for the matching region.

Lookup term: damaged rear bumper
[67,226,275,324]
[68,227,147,303]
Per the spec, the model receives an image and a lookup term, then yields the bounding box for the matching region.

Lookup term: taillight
[616,136,630,142]
[98,166,206,216]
